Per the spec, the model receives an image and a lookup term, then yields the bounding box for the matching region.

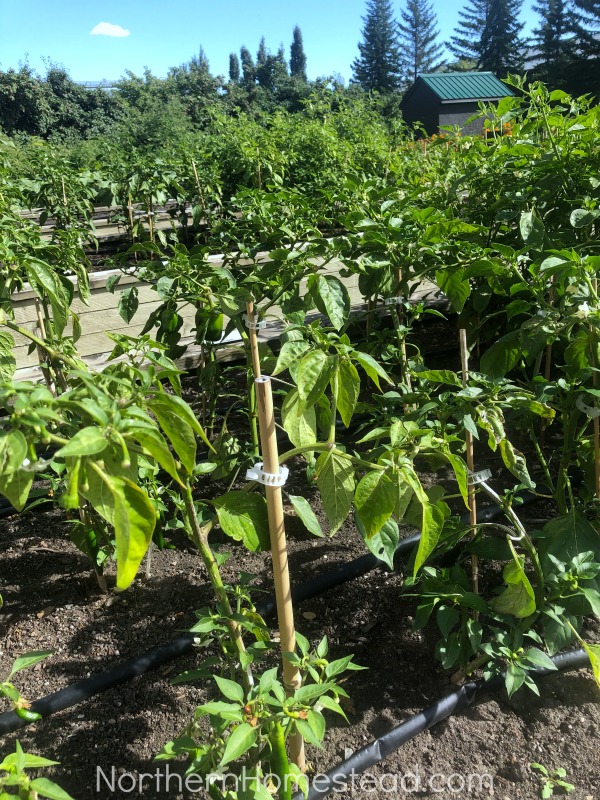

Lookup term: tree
[530,0,582,86]
[257,37,268,68]
[573,0,600,55]
[229,53,240,83]
[240,46,255,85]
[290,25,308,80]
[398,0,445,85]
[478,0,525,74]
[351,0,403,92]
[448,0,491,62]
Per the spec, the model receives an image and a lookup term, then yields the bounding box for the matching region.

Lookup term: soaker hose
[0,494,538,735]
[291,649,589,800]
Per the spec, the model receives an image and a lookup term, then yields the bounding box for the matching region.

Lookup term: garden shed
[400,72,514,136]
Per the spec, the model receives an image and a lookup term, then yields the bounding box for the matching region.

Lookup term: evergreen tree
[240,46,255,84]
[479,0,525,73]
[257,37,268,67]
[530,0,582,86]
[573,0,600,56]
[398,0,445,85]
[448,0,491,62]
[290,25,308,80]
[351,0,403,92]
[229,52,240,83]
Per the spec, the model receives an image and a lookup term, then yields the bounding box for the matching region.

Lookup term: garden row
[0,78,600,799]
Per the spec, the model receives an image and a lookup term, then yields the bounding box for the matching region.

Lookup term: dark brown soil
[1,479,599,800]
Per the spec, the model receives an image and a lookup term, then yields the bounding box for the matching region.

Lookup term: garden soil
[1,479,599,800]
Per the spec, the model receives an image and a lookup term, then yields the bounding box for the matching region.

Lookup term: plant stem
[182,483,253,693]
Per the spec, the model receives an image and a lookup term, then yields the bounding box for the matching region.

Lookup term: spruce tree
[448,0,492,62]
[398,0,445,85]
[479,0,525,74]
[351,0,403,92]
[240,46,255,84]
[573,0,600,56]
[257,37,268,68]
[228,53,240,83]
[531,0,582,86]
[290,25,308,80]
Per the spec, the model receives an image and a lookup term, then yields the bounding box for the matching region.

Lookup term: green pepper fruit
[195,307,223,343]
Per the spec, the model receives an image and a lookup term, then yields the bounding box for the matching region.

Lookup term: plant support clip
[243,314,267,330]
[576,395,600,419]
[383,296,406,306]
[468,469,492,486]
[246,462,289,487]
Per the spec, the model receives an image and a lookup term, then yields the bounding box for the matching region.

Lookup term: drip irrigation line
[0,491,541,735]
[291,648,589,800]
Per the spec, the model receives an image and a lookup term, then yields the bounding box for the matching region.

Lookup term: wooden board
[10,255,440,379]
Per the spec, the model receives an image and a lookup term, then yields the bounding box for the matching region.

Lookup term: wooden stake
[593,279,600,500]
[255,376,305,771]
[460,329,479,598]
[245,301,262,379]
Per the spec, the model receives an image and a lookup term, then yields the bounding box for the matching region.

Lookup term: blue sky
[0,1,537,84]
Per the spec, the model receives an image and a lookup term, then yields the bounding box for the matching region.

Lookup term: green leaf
[26,258,70,336]
[288,494,323,537]
[315,451,354,535]
[523,647,557,671]
[296,350,337,411]
[147,393,204,474]
[352,350,391,389]
[56,427,107,459]
[337,360,360,428]
[499,439,534,488]
[118,285,139,323]
[220,723,258,766]
[0,331,16,380]
[83,465,155,590]
[9,650,52,678]
[214,675,245,704]
[581,641,600,689]
[520,209,545,249]
[273,341,311,376]
[491,541,536,618]
[480,331,521,378]
[356,514,399,570]
[401,466,446,574]
[29,778,75,800]
[505,662,527,696]
[435,269,471,313]
[129,425,184,486]
[111,476,157,590]
[0,468,34,512]
[214,491,270,552]
[308,274,350,331]
[0,430,27,473]
[0,752,59,770]
[570,208,600,228]
[354,470,396,539]
[281,389,317,450]
[417,370,462,386]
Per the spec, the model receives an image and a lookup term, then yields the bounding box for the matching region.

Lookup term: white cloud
[90,22,130,38]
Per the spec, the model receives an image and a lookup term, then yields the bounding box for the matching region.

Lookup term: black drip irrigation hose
[0,493,539,735]
[291,649,589,800]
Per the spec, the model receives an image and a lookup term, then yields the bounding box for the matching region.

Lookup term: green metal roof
[417,72,513,101]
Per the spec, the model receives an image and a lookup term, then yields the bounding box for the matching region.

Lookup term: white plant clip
[383,296,405,306]
[576,394,600,419]
[468,468,492,486]
[243,314,267,330]
[246,462,289,487]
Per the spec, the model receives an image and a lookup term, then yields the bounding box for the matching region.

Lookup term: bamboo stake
[460,329,479,599]
[255,376,305,771]
[245,301,262,379]
[593,279,600,499]
[191,159,208,218]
